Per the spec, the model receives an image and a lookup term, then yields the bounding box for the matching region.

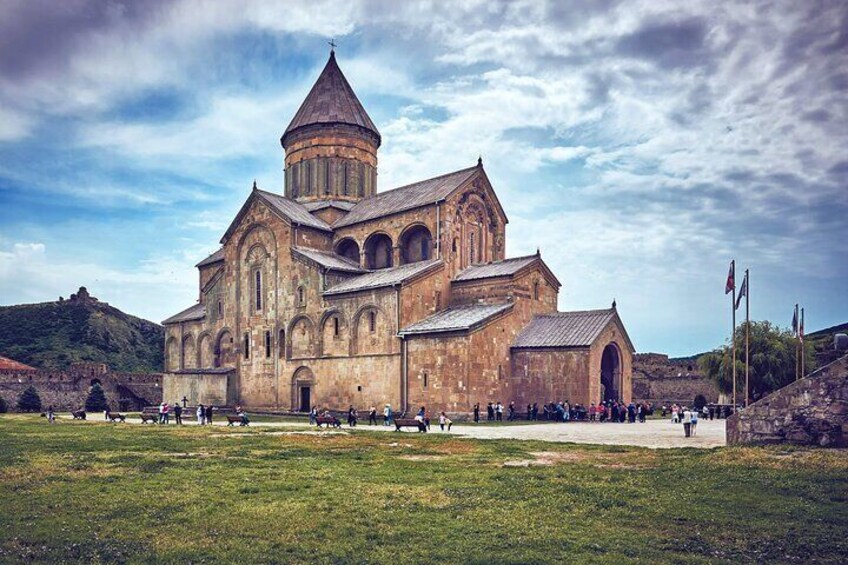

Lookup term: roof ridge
[538,308,615,317]
[369,165,478,199]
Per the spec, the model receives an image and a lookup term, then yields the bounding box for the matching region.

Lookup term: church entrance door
[299,386,311,412]
[600,343,621,402]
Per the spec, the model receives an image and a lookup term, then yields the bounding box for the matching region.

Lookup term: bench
[71,409,86,420]
[140,406,160,424]
[227,414,249,426]
[106,410,126,423]
[394,418,427,432]
[315,415,341,428]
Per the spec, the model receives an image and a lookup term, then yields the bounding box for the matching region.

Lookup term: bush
[0,395,7,413]
[17,386,42,412]
[85,382,109,412]
[693,394,707,411]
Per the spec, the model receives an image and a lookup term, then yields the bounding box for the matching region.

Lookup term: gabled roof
[162,303,205,325]
[323,259,443,296]
[221,186,333,243]
[398,303,514,337]
[195,248,224,268]
[302,199,357,213]
[0,355,37,371]
[292,246,367,274]
[512,308,634,351]
[281,51,380,146]
[332,166,479,228]
[453,253,562,289]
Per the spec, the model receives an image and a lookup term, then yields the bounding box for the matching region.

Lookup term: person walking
[532,402,539,421]
[368,406,377,425]
[487,402,494,421]
[383,404,392,426]
[682,407,692,438]
[690,407,699,437]
[174,402,183,425]
[47,405,55,424]
[439,412,452,431]
[495,401,503,422]
[206,405,214,425]
[196,404,205,425]
[507,401,515,421]
[347,405,357,427]
[473,403,480,423]
[163,402,171,424]
[158,402,165,424]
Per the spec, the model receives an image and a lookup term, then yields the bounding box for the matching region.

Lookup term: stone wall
[632,353,718,406]
[0,365,162,412]
[726,354,848,447]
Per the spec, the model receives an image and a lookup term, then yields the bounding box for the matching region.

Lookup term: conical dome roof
[281,51,380,147]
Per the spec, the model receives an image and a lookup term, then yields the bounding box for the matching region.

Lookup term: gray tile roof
[512,309,620,349]
[454,254,539,282]
[195,247,224,268]
[162,303,205,325]
[398,302,513,336]
[255,189,333,232]
[323,259,443,296]
[281,52,380,146]
[292,246,366,274]
[302,199,357,212]
[332,166,479,228]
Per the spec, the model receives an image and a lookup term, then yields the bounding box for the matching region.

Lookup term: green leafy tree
[699,320,816,404]
[85,382,109,412]
[0,395,8,413]
[17,386,42,412]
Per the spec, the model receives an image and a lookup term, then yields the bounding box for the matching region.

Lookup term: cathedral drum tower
[281,49,381,204]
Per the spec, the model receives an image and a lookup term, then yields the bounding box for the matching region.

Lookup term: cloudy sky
[0,0,845,356]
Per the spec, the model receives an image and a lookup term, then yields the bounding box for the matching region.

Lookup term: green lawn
[0,415,845,564]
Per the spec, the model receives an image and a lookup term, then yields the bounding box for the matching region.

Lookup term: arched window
[364,233,393,269]
[423,372,428,388]
[469,232,476,264]
[217,300,223,317]
[278,329,286,359]
[343,162,349,196]
[297,286,305,307]
[264,330,272,358]
[243,332,250,359]
[369,311,376,332]
[255,270,262,311]
[533,281,540,300]
[400,225,432,265]
[334,317,340,337]
[324,159,330,195]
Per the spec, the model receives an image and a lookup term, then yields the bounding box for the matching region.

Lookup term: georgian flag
[725,260,735,294]
[735,271,748,310]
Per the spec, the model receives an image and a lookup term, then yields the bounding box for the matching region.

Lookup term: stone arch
[198,332,213,368]
[334,238,360,264]
[287,315,316,359]
[291,366,315,412]
[351,304,391,356]
[319,309,349,357]
[182,334,197,369]
[399,223,433,265]
[600,342,622,403]
[215,328,236,368]
[364,232,393,270]
[166,336,179,371]
[236,223,277,318]
[464,201,487,266]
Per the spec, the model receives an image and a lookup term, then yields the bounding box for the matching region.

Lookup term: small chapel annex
[162,51,634,416]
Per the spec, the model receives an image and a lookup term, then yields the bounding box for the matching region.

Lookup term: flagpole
[800,307,805,379]
[745,269,750,407]
[794,304,799,381]
[731,277,737,411]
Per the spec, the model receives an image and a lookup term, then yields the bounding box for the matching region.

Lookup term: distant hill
[0,287,163,372]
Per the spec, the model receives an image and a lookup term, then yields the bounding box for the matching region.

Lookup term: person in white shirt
[690,408,699,437]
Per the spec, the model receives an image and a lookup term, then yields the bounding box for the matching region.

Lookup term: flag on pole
[792,304,798,337]
[735,271,748,310]
[725,260,735,294]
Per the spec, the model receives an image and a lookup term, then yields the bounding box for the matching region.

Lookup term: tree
[0,395,8,413]
[17,386,42,412]
[85,382,110,412]
[699,320,816,404]
[693,394,707,411]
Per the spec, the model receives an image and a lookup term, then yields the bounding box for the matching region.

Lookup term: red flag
[725,260,735,294]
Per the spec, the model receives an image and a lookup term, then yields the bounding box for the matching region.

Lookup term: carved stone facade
[162,52,634,416]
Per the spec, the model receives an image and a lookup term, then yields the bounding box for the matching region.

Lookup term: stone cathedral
[162,51,634,416]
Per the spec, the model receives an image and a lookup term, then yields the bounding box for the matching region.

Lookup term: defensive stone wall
[632,353,718,406]
[726,354,848,447]
[0,364,162,412]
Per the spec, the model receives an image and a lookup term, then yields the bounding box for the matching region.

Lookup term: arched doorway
[600,343,621,402]
[292,366,315,412]
[335,238,360,264]
[364,233,393,269]
[399,225,433,264]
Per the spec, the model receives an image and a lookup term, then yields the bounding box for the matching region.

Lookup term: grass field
[0,415,846,564]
